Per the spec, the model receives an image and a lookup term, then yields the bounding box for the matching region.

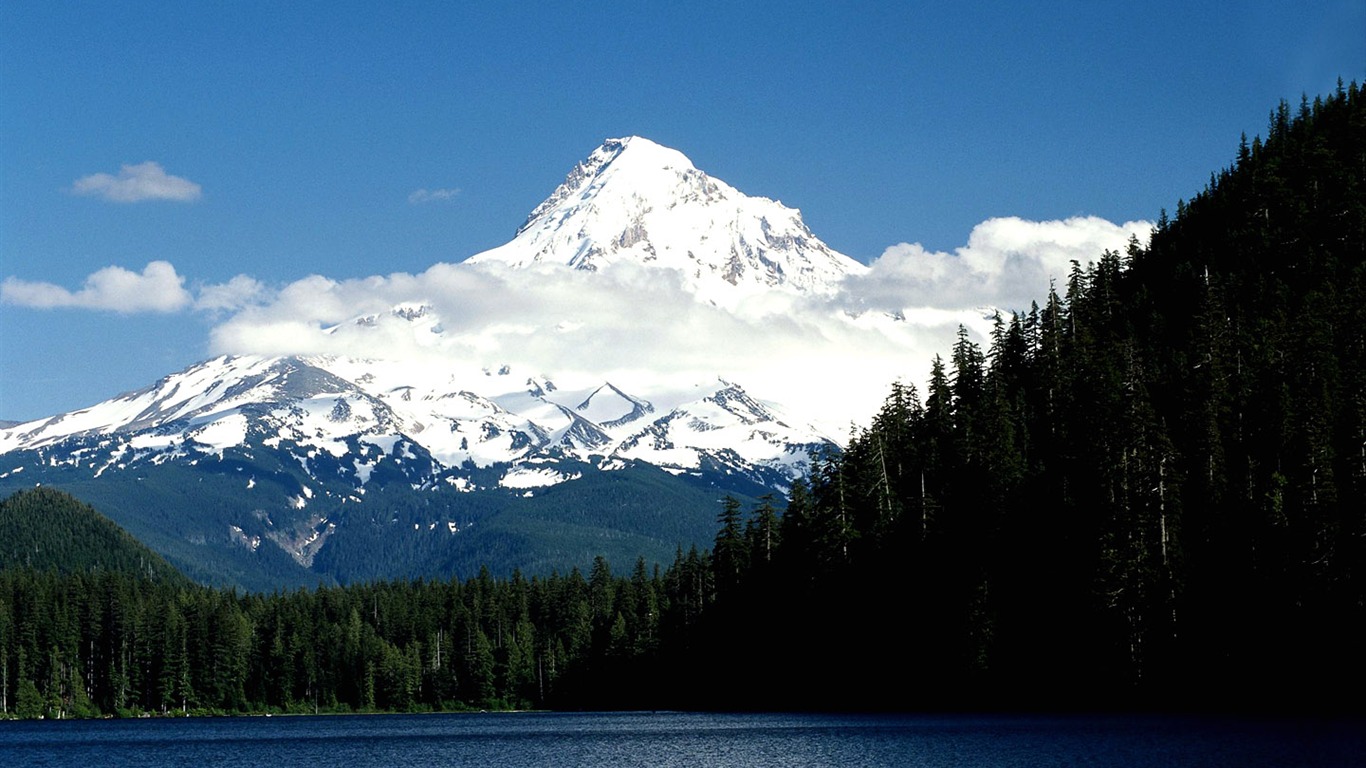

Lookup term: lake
[1,711,1360,767]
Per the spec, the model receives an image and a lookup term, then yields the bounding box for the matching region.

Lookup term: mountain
[0,353,829,590]
[467,136,867,305]
[0,487,187,583]
[0,353,826,495]
[0,137,849,590]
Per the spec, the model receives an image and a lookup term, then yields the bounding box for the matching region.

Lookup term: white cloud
[845,216,1153,314]
[203,259,979,433]
[1,263,269,316]
[408,188,461,204]
[1,261,193,313]
[2,214,1150,431]
[201,214,1149,432]
[194,275,267,312]
[70,161,202,203]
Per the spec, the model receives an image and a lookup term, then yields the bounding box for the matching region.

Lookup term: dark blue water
[1,711,1360,767]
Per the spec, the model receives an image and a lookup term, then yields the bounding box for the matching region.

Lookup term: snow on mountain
[466,136,867,307]
[0,352,831,495]
[0,134,1019,593]
[0,136,869,500]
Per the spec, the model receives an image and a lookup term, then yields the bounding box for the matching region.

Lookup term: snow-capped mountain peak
[466,136,867,302]
[514,137,696,235]
[0,135,895,588]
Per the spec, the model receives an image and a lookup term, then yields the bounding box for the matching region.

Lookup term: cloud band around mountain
[1,214,1150,430]
[197,214,1149,429]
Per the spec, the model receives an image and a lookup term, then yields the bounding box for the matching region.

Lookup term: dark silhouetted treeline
[684,81,1365,713]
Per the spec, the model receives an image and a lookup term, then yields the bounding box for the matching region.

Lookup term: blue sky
[2,1,1363,422]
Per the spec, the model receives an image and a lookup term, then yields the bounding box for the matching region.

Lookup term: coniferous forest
[2,84,1363,718]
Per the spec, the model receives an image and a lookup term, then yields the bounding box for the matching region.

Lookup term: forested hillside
[1,83,1360,718]
[0,488,185,584]
[707,81,1365,710]
[0,557,685,718]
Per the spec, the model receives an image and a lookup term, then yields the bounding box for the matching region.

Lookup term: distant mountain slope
[0,460,751,592]
[0,487,186,583]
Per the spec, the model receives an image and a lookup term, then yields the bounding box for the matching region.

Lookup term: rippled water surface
[2,711,1360,767]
